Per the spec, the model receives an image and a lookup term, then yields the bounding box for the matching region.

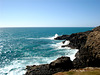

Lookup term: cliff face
[25,26,100,75]
[73,27,100,68]
[55,26,100,68]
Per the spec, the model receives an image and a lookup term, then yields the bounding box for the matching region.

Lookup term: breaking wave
[50,41,71,50]
[26,34,59,40]
[0,33,78,75]
[0,56,60,75]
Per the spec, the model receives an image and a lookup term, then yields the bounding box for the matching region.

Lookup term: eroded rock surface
[73,29,100,68]
[55,26,100,68]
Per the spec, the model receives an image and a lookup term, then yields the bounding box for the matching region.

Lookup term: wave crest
[26,34,59,40]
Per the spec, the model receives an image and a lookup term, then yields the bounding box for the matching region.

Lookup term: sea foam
[0,34,78,75]
[50,40,70,50]
[26,34,59,40]
[0,56,60,75]
[50,40,78,60]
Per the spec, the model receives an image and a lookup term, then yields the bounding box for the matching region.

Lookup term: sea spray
[26,34,59,40]
[50,40,70,50]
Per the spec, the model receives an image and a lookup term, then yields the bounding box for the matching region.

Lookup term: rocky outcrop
[93,26,100,31]
[55,26,100,68]
[73,28,100,68]
[25,57,73,75]
[25,26,100,75]
[54,30,92,49]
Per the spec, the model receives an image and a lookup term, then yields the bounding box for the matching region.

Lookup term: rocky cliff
[25,26,100,75]
[73,26,100,68]
[55,26,100,68]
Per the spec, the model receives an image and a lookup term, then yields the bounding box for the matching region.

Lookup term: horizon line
[0,26,95,28]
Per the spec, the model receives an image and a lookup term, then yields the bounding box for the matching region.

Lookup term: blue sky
[0,0,100,27]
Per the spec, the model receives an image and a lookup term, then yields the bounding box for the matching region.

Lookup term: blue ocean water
[0,27,93,75]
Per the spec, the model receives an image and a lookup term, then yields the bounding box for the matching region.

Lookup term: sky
[0,0,100,27]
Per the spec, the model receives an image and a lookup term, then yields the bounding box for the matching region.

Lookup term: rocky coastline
[25,26,100,75]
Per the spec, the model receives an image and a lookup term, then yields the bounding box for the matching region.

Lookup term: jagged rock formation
[55,31,92,49]
[25,26,100,75]
[25,57,73,75]
[73,26,100,68]
[55,26,100,68]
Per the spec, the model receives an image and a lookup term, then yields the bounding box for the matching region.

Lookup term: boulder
[49,56,73,69]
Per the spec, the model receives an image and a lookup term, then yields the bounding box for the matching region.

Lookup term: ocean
[0,27,93,75]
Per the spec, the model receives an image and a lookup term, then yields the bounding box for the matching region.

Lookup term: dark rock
[61,45,67,47]
[55,31,92,49]
[62,40,66,44]
[55,26,100,68]
[25,56,73,75]
[25,64,50,75]
[49,56,73,69]
[54,35,70,40]
[73,30,100,68]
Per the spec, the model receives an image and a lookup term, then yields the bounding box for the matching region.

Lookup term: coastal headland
[25,26,100,75]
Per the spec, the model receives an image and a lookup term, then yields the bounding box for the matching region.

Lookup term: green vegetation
[54,67,100,75]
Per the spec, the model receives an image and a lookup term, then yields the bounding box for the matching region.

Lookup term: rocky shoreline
[25,26,100,75]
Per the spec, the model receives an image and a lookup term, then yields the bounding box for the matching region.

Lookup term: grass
[53,67,100,75]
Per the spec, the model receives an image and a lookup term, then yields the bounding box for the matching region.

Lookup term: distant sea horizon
[0,26,95,28]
